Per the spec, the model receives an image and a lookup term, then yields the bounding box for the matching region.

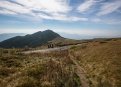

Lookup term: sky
[0,0,121,39]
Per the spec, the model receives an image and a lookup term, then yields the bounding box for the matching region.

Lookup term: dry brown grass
[1,38,120,87]
[51,37,86,47]
[0,48,80,87]
[70,38,121,87]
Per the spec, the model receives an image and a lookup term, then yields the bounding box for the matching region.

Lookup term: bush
[0,48,3,55]
[99,41,107,44]
[70,46,76,49]
[25,64,44,79]
[0,68,16,77]
[16,77,40,87]
[80,45,87,49]
[73,73,81,86]
[24,46,29,51]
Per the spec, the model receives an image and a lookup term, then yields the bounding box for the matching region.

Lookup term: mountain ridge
[0,30,61,48]
[0,33,26,42]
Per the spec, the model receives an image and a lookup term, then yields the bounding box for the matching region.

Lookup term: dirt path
[23,43,86,54]
[69,54,89,87]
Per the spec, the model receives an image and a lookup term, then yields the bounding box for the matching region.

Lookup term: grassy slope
[0,38,121,87]
[51,37,86,47]
[70,38,121,87]
[0,49,81,87]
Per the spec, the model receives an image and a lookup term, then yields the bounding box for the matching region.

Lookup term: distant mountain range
[0,30,61,48]
[0,33,26,42]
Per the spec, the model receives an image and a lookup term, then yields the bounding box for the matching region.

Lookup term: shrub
[99,41,107,44]
[80,45,87,49]
[24,46,29,51]
[0,68,16,77]
[73,73,81,86]
[70,46,76,49]
[16,77,40,87]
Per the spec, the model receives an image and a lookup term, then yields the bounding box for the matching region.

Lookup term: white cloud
[0,0,88,22]
[91,17,121,25]
[49,13,68,21]
[0,9,16,15]
[38,13,88,21]
[0,1,31,14]
[77,0,98,12]
[97,0,121,16]
[12,0,71,14]
[38,14,53,20]
[70,17,88,21]
[0,0,120,23]
[91,18,101,22]
[0,0,67,20]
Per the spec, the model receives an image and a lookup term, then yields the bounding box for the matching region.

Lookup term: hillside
[70,38,121,86]
[0,38,121,87]
[0,33,26,42]
[0,30,61,48]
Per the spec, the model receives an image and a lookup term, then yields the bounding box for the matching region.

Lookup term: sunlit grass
[0,38,120,87]
[70,38,121,87]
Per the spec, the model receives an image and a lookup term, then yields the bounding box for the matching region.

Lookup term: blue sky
[0,0,121,38]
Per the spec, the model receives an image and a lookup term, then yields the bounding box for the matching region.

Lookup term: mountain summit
[0,30,61,48]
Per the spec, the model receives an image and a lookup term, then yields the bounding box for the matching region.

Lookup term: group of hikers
[48,44,54,48]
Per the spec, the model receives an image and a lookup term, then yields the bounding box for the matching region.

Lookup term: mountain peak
[42,29,55,33]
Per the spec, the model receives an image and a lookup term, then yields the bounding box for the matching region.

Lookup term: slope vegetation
[70,38,121,87]
[0,30,60,48]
